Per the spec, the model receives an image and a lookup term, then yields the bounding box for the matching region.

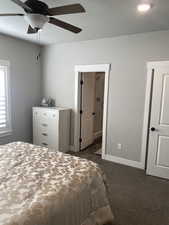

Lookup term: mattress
[0,142,114,225]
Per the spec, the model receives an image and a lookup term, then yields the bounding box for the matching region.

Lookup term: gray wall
[0,35,41,144]
[42,30,169,163]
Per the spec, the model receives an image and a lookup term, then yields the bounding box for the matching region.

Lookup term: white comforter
[0,142,114,225]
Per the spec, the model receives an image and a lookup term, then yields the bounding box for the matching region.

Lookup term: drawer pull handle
[42,133,48,136]
[42,123,47,127]
[42,143,48,146]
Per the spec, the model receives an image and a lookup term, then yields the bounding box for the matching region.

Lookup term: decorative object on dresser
[33,107,70,152]
[40,97,55,107]
[40,97,48,107]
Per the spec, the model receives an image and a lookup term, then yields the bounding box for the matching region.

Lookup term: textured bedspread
[0,142,114,225]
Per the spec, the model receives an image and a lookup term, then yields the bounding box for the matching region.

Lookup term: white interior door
[147,64,169,179]
[81,72,95,150]
[94,73,105,134]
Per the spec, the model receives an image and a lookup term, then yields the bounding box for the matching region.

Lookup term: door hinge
[80,80,84,85]
[80,110,83,114]
[79,138,82,143]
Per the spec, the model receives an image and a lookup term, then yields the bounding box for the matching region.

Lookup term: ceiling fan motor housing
[24,14,49,29]
[25,0,49,14]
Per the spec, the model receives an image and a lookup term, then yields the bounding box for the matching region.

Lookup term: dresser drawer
[39,133,59,149]
[39,110,58,120]
[41,142,49,147]
[40,122,49,131]
[34,110,58,122]
[39,120,58,137]
[39,134,49,147]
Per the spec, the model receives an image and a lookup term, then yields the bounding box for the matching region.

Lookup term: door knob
[92,112,96,116]
[151,127,156,131]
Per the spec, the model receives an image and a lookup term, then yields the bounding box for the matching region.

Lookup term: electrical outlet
[117,143,122,150]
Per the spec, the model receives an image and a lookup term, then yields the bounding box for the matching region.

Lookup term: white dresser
[33,107,70,152]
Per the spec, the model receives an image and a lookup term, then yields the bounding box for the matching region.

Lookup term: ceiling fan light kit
[0,0,85,34]
[24,14,49,30]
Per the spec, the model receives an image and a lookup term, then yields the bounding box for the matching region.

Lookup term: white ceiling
[0,0,169,45]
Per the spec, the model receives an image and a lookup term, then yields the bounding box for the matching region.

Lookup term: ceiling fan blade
[0,13,24,16]
[49,17,82,33]
[27,25,38,34]
[11,0,32,13]
[48,4,85,16]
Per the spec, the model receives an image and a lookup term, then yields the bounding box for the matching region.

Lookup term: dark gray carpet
[70,143,169,225]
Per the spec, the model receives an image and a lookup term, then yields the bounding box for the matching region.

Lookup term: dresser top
[33,107,71,111]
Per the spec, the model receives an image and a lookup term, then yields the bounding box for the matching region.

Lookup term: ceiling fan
[0,0,85,34]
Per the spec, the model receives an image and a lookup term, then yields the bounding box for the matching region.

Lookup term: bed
[0,142,114,225]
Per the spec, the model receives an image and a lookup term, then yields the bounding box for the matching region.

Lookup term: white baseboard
[102,154,144,170]
[70,145,144,170]
[94,131,102,139]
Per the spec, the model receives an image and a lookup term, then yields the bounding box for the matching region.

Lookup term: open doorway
[74,64,111,158]
[80,72,105,154]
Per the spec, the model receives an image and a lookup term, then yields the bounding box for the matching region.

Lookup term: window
[0,60,11,136]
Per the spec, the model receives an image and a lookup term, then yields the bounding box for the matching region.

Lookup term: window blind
[0,66,8,130]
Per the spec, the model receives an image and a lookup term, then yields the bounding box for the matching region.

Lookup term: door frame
[74,64,111,158]
[141,61,169,170]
